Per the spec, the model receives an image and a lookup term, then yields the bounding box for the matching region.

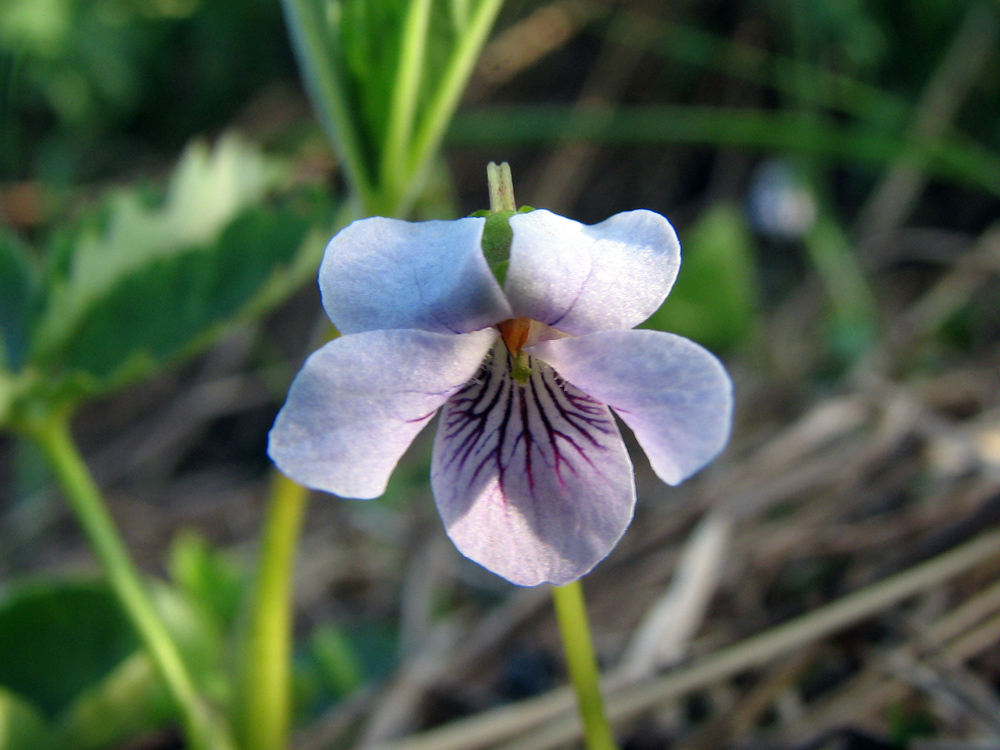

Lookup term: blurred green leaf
[338,0,407,168]
[149,583,223,694]
[51,653,171,750]
[46,572,234,750]
[169,530,245,628]
[642,202,759,350]
[0,579,137,717]
[448,106,1000,198]
[32,193,327,394]
[334,0,462,176]
[625,17,905,129]
[0,0,73,59]
[803,214,876,361]
[288,0,501,214]
[0,687,49,750]
[309,625,364,698]
[0,227,37,372]
[33,134,284,360]
[43,575,235,750]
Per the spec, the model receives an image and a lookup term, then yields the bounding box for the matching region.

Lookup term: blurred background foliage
[2,0,1000,748]
[0,0,296,181]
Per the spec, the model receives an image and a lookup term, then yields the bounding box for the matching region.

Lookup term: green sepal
[482,209,515,263]
[490,260,509,287]
[475,205,536,286]
[481,209,515,286]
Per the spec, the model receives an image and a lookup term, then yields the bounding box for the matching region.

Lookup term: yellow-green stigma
[497,318,533,384]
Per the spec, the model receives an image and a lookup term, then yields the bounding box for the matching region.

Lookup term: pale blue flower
[268,209,733,586]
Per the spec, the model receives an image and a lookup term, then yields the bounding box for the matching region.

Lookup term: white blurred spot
[747,159,817,240]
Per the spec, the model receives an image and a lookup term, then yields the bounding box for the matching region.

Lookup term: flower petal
[269,328,498,498]
[431,342,636,586]
[505,209,680,334]
[320,216,512,335]
[527,330,732,485]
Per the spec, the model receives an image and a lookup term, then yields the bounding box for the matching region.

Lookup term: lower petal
[527,329,733,486]
[268,328,497,499]
[431,342,636,586]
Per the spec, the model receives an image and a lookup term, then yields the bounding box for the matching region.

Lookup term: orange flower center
[497,317,532,355]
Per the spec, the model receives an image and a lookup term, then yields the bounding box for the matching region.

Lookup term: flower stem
[551,581,619,750]
[234,472,309,750]
[487,161,517,212]
[29,411,234,750]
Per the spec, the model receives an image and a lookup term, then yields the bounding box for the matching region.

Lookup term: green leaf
[32,191,329,395]
[0,579,137,718]
[0,688,49,750]
[51,653,171,750]
[32,134,286,363]
[0,228,38,372]
[642,202,759,350]
[49,579,232,750]
[328,0,481,194]
[149,583,222,688]
[169,530,245,629]
[338,0,408,168]
[309,625,364,698]
[803,214,876,362]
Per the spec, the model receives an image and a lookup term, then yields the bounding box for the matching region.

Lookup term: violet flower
[268,209,733,586]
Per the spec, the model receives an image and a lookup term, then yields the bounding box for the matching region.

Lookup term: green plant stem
[235,472,309,750]
[280,0,375,213]
[551,581,618,750]
[29,411,233,750]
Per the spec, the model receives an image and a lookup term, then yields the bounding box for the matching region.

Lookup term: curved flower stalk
[269,208,733,586]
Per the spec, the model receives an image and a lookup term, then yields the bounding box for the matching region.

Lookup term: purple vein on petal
[431,341,636,587]
[437,345,614,501]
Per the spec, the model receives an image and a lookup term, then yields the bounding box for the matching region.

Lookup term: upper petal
[505,209,681,335]
[527,329,732,485]
[320,216,512,334]
[268,328,497,498]
[431,341,636,586]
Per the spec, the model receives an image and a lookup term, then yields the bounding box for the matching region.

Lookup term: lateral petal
[431,342,636,586]
[527,330,733,486]
[505,209,680,335]
[320,216,512,335]
[269,328,498,498]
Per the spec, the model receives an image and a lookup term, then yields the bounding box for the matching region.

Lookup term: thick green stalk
[551,581,618,750]
[29,411,233,750]
[234,472,309,750]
